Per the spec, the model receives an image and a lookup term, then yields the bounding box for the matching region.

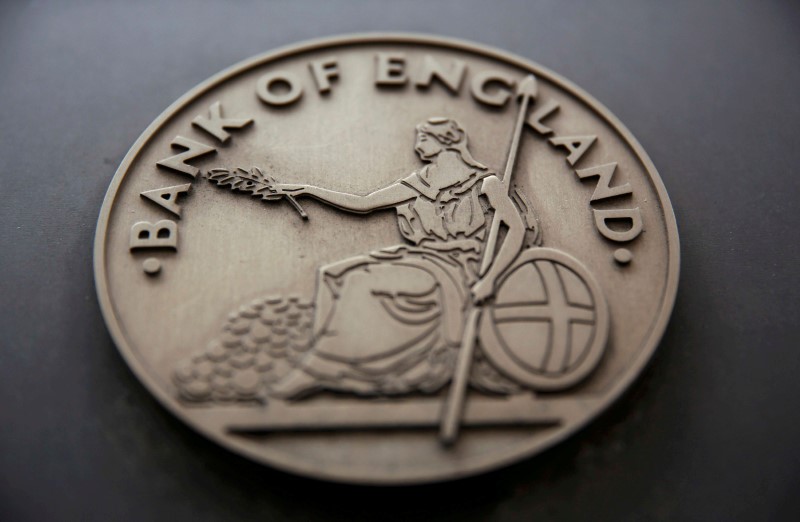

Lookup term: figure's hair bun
[415,117,487,169]
[417,118,465,146]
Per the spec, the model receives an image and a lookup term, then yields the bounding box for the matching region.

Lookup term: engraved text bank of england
[131,53,643,274]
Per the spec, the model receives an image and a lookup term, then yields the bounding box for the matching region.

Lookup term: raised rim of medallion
[93,33,680,485]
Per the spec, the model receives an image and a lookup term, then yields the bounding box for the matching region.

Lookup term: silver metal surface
[94,34,679,484]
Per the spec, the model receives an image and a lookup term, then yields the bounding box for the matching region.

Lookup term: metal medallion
[95,34,679,484]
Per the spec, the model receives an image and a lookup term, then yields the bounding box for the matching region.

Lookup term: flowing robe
[289,164,512,395]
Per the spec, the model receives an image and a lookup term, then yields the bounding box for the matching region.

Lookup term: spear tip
[516,74,538,100]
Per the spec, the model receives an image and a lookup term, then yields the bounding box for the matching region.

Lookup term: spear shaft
[439,75,537,445]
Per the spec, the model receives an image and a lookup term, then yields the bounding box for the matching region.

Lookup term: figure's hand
[272,183,307,196]
[471,277,495,305]
[266,183,309,219]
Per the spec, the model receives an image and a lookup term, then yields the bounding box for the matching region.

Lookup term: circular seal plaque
[95,34,679,484]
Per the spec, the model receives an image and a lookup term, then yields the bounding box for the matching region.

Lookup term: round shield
[479,248,609,391]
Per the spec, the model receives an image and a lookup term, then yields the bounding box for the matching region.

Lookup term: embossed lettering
[156,136,216,178]
[309,58,339,94]
[575,162,632,202]
[375,53,407,85]
[140,183,192,218]
[192,101,253,143]
[470,71,515,107]
[415,55,466,94]
[525,98,560,135]
[257,71,303,106]
[593,208,643,242]
[548,135,597,166]
[130,220,178,250]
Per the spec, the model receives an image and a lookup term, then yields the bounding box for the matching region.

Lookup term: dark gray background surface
[1,1,798,520]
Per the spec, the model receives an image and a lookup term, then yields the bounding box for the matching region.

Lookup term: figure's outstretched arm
[276,181,416,214]
[472,175,526,302]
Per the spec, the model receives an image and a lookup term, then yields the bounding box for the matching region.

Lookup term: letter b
[130,220,178,250]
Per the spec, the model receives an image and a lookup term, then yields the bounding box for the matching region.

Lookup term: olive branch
[205,167,307,219]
